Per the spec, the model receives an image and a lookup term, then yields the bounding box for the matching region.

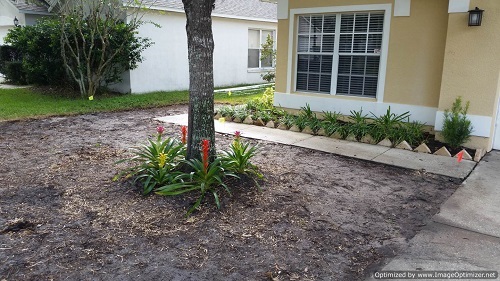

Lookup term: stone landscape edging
[214,114,485,163]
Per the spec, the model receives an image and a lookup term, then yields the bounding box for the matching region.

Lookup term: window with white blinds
[296,12,384,97]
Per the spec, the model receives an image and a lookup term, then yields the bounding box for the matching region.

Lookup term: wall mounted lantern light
[468,7,484,26]
[13,17,19,27]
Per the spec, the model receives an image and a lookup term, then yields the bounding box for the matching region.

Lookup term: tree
[181,0,217,160]
[260,34,276,83]
[59,0,151,98]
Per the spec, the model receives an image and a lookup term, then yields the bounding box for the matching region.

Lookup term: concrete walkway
[0,76,31,89]
[367,151,500,279]
[156,114,476,179]
[157,115,499,277]
[213,83,273,93]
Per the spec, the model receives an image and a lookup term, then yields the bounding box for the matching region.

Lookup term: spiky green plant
[321,111,341,136]
[114,133,186,195]
[370,106,410,143]
[348,109,370,141]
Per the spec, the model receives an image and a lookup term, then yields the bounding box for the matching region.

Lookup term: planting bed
[216,113,481,162]
[0,106,460,280]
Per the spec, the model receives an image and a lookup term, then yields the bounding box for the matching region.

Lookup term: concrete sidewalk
[156,114,476,179]
[367,151,500,279]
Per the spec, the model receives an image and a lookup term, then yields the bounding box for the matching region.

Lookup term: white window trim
[286,4,392,103]
[248,29,276,70]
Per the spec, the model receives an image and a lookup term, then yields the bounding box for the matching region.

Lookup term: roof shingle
[143,0,277,21]
[8,0,50,13]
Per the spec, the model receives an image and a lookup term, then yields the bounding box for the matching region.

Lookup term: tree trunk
[182,0,216,160]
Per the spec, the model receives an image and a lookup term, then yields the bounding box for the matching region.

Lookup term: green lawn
[0,85,268,121]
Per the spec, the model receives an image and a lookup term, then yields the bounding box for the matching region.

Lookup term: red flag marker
[457,150,464,163]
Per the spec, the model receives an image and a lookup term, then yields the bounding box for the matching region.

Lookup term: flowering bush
[116,127,261,216]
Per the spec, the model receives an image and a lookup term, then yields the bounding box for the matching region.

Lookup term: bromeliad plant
[114,126,186,195]
[156,139,239,216]
[220,131,263,186]
[116,126,262,216]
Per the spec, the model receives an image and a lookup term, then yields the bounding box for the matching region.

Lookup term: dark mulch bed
[0,105,460,280]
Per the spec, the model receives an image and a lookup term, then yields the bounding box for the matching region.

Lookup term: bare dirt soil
[0,105,460,281]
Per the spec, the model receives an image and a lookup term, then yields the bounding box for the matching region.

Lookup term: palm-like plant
[348,109,370,141]
[370,106,410,143]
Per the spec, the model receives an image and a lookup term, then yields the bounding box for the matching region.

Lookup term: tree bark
[182,0,216,160]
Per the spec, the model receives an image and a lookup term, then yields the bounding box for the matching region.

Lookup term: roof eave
[18,10,52,15]
[145,5,277,23]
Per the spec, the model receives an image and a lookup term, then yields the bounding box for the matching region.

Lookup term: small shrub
[3,61,27,84]
[299,103,315,120]
[442,97,473,149]
[294,116,308,131]
[348,109,370,141]
[271,107,287,119]
[220,132,262,185]
[295,103,321,132]
[114,126,186,195]
[321,111,341,136]
[157,156,238,216]
[257,87,274,109]
[402,121,426,146]
[233,108,249,120]
[371,107,410,143]
[337,124,350,139]
[307,117,322,134]
[0,45,23,81]
[279,113,295,129]
[218,105,236,118]
[256,111,272,123]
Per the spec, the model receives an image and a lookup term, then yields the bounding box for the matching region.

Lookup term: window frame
[287,4,392,102]
[248,29,276,70]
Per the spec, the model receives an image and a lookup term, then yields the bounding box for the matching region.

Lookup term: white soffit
[448,0,470,13]
[277,0,288,19]
[394,0,411,17]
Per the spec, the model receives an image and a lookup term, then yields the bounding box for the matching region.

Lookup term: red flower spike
[181,126,187,144]
[201,139,210,172]
[235,131,241,139]
[157,126,165,135]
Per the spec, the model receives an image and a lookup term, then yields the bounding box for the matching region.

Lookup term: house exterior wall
[0,0,49,45]
[275,0,500,150]
[127,10,277,94]
[435,0,500,150]
[24,14,46,26]
[275,0,449,126]
[0,0,20,45]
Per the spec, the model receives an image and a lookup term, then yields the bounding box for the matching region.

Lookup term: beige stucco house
[272,0,500,151]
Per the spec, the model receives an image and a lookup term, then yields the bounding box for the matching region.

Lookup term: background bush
[4,19,65,85]
[2,16,150,95]
[0,45,25,84]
